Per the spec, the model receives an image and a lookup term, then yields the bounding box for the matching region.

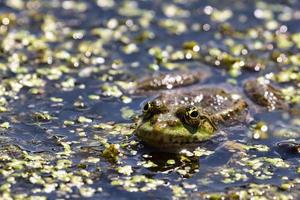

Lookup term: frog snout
[156,116,181,127]
[166,119,181,127]
[149,114,181,128]
[152,120,180,131]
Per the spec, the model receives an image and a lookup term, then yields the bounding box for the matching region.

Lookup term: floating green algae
[0,0,299,199]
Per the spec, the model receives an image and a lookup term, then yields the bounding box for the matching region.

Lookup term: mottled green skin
[136,87,248,150]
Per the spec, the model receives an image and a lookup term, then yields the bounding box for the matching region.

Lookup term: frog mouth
[136,133,208,153]
[135,122,211,151]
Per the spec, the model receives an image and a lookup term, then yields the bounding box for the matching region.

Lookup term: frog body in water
[133,70,210,93]
[134,71,295,151]
[136,87,248,151]
[243,78,289,111]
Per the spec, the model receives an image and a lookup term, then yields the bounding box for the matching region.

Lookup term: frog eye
[142,100,168,117]
[188,109,199,119]
[185,107,199,118]
[143,102,152,112]
[183,107,201,127]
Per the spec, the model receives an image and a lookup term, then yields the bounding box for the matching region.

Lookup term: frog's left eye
[184,106,201,127]
[185,107,199,118]
[188,109,199,119]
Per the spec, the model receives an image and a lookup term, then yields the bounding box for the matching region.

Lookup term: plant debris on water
[0,0,299,199]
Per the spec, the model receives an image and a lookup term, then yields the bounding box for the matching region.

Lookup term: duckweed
[0,0,299,199]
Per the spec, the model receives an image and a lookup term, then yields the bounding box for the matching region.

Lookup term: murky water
[0,0,299,199]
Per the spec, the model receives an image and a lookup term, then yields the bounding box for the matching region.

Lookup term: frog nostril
[150,115,158,124]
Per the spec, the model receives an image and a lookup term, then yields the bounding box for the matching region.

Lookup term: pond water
[0,0,299,199]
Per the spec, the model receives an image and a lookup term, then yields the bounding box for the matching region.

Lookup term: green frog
[131,70,210,94]
[135,87,248,151]
[243,78,289,111]
[134,73,294,151]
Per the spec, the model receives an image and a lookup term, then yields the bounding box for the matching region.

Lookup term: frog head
[135,99,217,151]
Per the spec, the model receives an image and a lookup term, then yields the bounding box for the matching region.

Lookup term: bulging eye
[179,106,217,130]
[143,102,151,112]
[142,100,168,118]
[185,107,199,119]
[184,106,201,127]
[188,109,199,119]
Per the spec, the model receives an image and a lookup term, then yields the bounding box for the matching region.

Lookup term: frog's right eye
[142,101,168,116]
[143,102,152,112]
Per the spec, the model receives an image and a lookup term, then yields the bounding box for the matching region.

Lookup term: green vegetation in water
[0,0,299,199]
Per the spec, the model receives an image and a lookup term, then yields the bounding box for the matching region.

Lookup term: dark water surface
[0,0,299,199]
